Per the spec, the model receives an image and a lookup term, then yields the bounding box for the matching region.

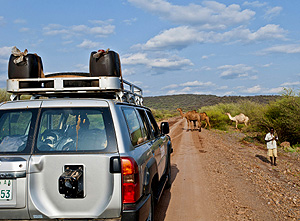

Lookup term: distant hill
[143,94,280,111]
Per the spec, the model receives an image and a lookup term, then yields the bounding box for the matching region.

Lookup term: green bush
[0,89,10,103]
[260,91,300,145]
[199,101,265,131]
[151,109,178,122]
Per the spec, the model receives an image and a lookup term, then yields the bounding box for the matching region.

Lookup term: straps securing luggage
[8,47,44,80]
[11,46,28,64]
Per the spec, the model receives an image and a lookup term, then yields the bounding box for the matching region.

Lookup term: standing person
[265,127,278,166]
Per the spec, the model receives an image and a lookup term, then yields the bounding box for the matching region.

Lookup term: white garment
[265,132,277,149]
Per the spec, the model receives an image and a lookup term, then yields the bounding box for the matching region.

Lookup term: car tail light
[121,157,140,203]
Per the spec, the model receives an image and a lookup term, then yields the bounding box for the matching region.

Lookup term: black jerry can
[8,54,43,88]
[89,51,121,77]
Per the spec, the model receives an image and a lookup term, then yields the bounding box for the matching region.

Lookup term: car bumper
[121,194,151,221]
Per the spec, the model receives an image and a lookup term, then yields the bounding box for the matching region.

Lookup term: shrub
[261,93,300,145]
[0,89,9,103]
[199,101,265,131]
[151,109,178,122]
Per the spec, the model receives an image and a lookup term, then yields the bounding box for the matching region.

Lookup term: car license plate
[0,180,12,200]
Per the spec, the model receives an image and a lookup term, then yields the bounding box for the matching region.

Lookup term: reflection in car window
[123,108,147,146]
[0,110,32,152]
[137,109,151,140]
[146,111,159,137]
[36,108,116,153]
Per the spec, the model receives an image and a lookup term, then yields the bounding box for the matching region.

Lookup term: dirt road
[155,118,300,221]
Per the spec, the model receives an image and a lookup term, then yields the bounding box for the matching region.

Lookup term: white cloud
[166,88,190,95]
[281,81,300,87]
[162,84,178,90]
[122,52,193,70]
[122,53,149,65]
[241,85,262,93]
[200,66,212,71]
[264,87,284,94]
[138,24,287,50]
[223,91,235,95]
[77,39,101,49]
[201,54,215,59]
[249,75,258,80]
[180,81,215,87]
[243,1,267,8]
[238,85,284,94]
[246,24,287,41]
[162,81,216,95]
[166,90,177,95]
[123,18,137,25]
[14,19,26,24]
[122,68,136,76]
[0,46,13,57]
[261,44,300,54]
[19,28,30,32]
[43,20,115,38]
[181,87,192,92]
[264,6,282,20]
[43,24,69,36]
[129,0,255,29]
[218,64,255,79]
[89,19,114,25]
[262,63,273,67]
[73,64,88,72]
[217,86,229,90]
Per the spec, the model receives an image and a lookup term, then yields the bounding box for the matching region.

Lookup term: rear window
[35,108,117,153]
[0,109,36,153]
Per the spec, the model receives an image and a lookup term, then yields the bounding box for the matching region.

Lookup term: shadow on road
[154,164,179,221]
[255,154,270,164]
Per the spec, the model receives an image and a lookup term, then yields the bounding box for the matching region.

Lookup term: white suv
[0,49,172,220]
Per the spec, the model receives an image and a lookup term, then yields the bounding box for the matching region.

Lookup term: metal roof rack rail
[7,75,143,106]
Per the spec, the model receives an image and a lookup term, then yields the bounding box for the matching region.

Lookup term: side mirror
[160,122,169,135]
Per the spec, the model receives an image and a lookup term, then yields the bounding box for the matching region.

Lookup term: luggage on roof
[90,49,121,78]
[6,47,143,105]
[8,47,44,88]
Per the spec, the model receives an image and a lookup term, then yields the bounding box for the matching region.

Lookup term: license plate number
[0,180,12,200]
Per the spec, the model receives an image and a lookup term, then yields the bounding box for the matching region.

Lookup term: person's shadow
[255,154,270,164]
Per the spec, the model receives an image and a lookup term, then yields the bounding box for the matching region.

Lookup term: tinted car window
[35,108,117,153]
[146,110,160,137]
[136,109,151,140]
[0,110,34,153]
[123,107,147,146]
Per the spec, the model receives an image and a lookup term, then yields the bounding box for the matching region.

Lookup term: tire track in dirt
[155,119,217,221]
[154,118,299,220]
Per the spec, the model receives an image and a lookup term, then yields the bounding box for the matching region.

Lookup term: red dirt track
[154,117,300,221]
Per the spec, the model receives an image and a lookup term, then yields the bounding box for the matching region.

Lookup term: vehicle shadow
[255,154,270,164]
[154,164,179,221]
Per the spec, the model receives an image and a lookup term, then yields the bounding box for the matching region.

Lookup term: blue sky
[1,0,300,97]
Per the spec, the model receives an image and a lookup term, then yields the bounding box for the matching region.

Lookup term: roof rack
[7,75,143,106]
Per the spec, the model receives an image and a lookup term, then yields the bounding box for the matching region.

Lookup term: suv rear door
[27,100,122,219]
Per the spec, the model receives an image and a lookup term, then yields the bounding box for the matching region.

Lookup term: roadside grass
[0,89,10,102]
